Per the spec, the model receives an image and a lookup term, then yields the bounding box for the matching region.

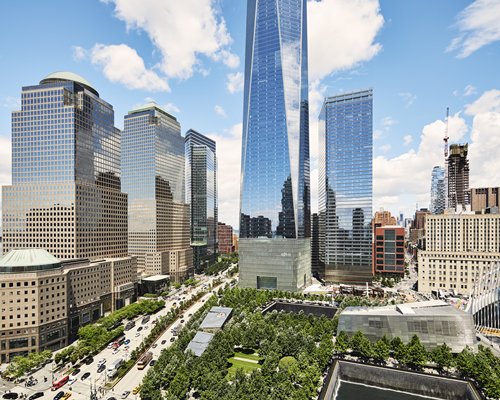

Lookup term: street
[1,274,233,400]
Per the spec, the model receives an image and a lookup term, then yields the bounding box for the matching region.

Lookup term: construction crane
[444,107,449,210]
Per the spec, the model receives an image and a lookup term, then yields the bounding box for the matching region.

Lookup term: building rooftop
[199,306,233,330]
[40,71,98,96]
[127,101,177,120]
[0,249,61,273]
[186,331,214,357]
[341,300,466,317]
[142,274,169,282]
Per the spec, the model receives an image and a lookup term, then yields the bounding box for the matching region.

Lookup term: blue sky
[1,0,500,228]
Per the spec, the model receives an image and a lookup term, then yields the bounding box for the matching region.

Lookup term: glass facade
[122,103,192,281]
[240,0,310,239]
[2,73,128,260]
[185,130,217,272]
[430,166,445,214]
[318,90,373,283]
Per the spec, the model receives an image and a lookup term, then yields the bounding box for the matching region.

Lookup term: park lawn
[227,351,263,379]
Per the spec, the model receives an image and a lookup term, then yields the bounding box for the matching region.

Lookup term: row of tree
[140,287,336,400]
[4,350,52,379]
[335,330,500,399]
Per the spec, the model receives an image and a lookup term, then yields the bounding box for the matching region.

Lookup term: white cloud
[163,102,180,114]
[379,144,392,153]
[403,135,413,146]
[463,84,477,97]
[399,92,416,107]
[90,44,170,92]
[1,96,20,109]
[226,72,243,94]
[373,129,382,140]
[206,123,242,228]
[104,0,237,79]
[464,90,500,188]
[307,0,384,80]
[214,105,227,118]
[382,116,397,129]
[72,46,87,61]
[465,89,500,115]
[448,0,500,58]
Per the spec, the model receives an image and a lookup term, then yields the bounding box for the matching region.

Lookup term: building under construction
[447,143,470,210]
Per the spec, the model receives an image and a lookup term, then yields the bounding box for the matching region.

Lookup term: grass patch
[227,350,263,379]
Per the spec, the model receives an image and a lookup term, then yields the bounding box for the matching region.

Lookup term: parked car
[152,343,157,348]
[149,360,156,367]
[81,372,91,381]
[71,368,80,376]
[29,392,44,400]
[83,356,93,365]
[53,392,64,400]
[121,391,130,399]
[170,337,175,342]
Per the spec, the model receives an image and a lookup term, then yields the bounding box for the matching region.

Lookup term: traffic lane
[113,289,218,397]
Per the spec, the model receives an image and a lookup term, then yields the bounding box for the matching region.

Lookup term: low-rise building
[337,300,476,353]
[373,226,405,274]
[0,249,137,362]
[186,331,214,357]
[418,212,500,295]
[217,223,234,254]
[199,306,233,332]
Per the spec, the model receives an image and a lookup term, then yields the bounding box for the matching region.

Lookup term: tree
[431,343,454,371]
[456,346,474,378]
[372,338,390,364]
[404,335,427,369]
[334,331,349,354]
[349,331,372,359]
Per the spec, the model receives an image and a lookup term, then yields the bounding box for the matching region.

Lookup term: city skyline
[0,1,499,228]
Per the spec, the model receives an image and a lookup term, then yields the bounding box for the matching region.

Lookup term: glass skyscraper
[430,166,445,214]
[185,129,217,272]
[122,103,192,282]
[318,89,373,284]
[239,0,311,292]
[2,72,128,260]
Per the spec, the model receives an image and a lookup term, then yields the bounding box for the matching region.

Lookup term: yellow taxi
[61,393,72,400]
[132,386,141,395]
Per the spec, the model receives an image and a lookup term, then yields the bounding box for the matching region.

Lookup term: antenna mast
[444,107,449,210]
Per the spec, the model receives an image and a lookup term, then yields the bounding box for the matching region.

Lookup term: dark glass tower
[318,90,373,284]
[2,72,128,260]
[122,102,192,282]
[430,166,445,214]
[239,0,311,292]
[185,129,217,272]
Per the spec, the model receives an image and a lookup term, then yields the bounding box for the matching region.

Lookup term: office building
[122,102,192,282]
[430,166,445,214]
[409,208,430,244]
[2,72,128,260]
[239,0,311,291]
[338,300,476,353]
[318,90,373,284]
[418,212,500,295]
[373,226,405,274]
[447,144,470,210]
[185,129,217,272]
[0,249,137,363]
[311,213,321,277]
[217,222,234,254]
[373,210,396,227]
[469,187,499,213]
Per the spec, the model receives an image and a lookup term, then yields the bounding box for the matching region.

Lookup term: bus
[112,335,126,349]
[137,352,153,370]
[107,358,124,378]
[51,375,69,391]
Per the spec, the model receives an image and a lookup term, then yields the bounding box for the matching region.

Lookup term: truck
[107,358,124,379]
